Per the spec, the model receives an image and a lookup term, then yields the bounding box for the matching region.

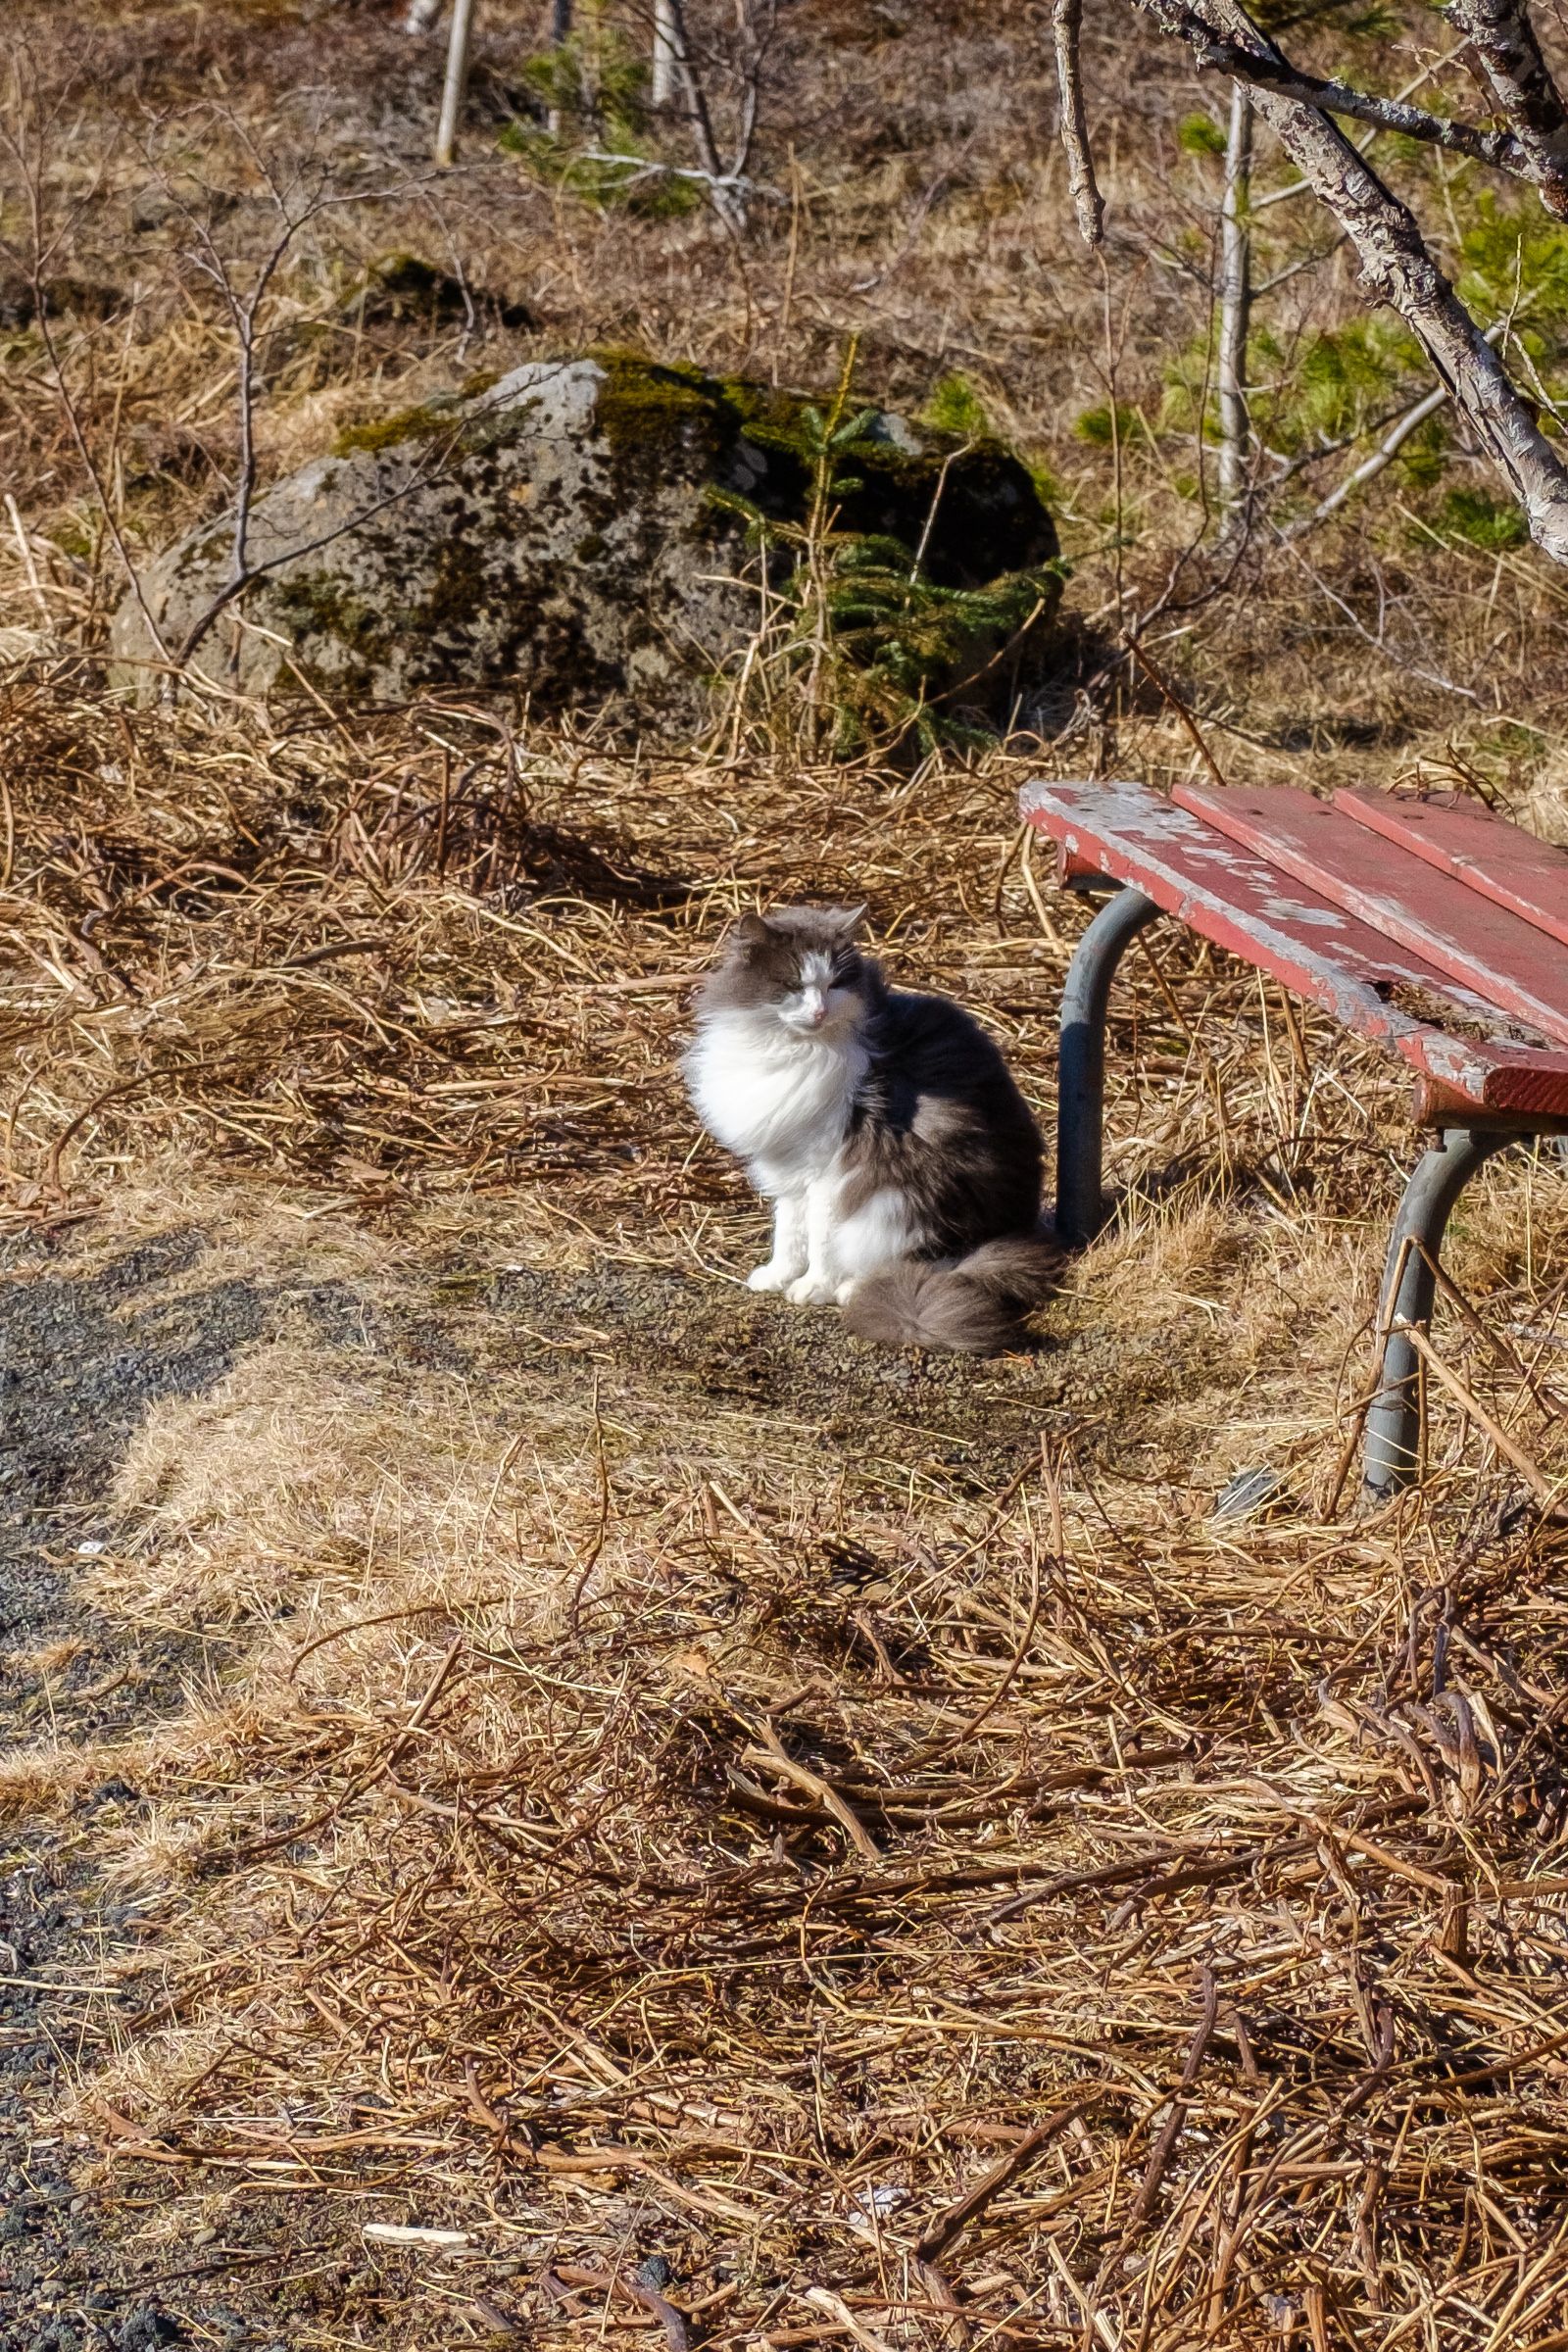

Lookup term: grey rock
[111,354,1059,736]
[112,2313,178,2352]
[1212,1466,1291,1522]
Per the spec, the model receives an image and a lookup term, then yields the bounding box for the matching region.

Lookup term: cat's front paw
[747,1260,796,1293]
[786,1272,838,1306]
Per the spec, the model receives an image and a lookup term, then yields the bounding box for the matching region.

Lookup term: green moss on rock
[584,348,1056,588]
[589,350,726,473]
[270,571,391,686]
[332,398,464,457]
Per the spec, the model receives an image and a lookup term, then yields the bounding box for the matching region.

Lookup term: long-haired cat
[683,906,1059,1354]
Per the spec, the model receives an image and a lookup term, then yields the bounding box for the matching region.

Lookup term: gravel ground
[1,1226,267,2352]
[0,1223,476,2351]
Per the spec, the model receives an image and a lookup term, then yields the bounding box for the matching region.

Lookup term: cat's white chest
[685,1018,864,1189]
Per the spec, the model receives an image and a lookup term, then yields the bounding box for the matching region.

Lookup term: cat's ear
[732,909,772,952]
[832,904,869,941]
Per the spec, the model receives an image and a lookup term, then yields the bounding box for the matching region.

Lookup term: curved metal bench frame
[1055,886,1533,1501]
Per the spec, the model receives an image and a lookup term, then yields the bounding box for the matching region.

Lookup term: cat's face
[702,906,873,1039]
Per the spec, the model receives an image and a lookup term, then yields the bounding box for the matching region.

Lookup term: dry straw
[1,661,1567,2349]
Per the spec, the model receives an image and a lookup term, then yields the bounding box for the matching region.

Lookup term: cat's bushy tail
[843,1232,1063,1356]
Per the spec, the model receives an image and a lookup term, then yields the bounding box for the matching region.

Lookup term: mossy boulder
[110,355,1061,731]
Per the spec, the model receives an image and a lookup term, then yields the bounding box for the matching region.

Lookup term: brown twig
[1122,1963,1220,2234]
[915,2099,1095,2262]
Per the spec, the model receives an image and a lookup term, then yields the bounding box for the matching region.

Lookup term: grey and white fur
[683,906,1059,1354]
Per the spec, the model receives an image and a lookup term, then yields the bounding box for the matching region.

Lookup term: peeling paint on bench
[1024,775,1568,1496]
[1021,779,1568,1121]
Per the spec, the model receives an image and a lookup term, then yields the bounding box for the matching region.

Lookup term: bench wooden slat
[1172,780,1568,1051]
[1336,789,1568,953]
[1023,776,1567,1497]
[1021,778,1568,1120]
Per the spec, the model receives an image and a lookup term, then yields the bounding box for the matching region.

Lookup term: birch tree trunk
[652,0,679,108]
[655,0,746,225]
[435,0,478,168]
[1446,0,1568,219]
[1241,73,1568,564]
[1216,80,1252,519]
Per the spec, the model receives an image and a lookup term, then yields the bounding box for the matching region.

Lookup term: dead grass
[38,1280,1568,2351]
[0,654,1566,2347]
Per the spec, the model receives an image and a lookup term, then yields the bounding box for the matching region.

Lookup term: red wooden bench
[1020,777,1568,1498]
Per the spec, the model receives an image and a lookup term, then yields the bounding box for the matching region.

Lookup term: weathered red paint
[1338,788,1568,953]
[1020,778,1568,1122]
[1172,780,1568,1049]
[1412,1076,1568,1134]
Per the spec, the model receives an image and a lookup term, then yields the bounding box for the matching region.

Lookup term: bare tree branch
[579,149,778,205]
[1282,327,1505,541]
[1162,12,1535,176]
[1448,0,1568,220]
[1216,80,1252,518]
[172,453,457,669]
[1249,43,1472,212]
[157,147,423,621]
[1288,387,1446,539]
[731,0,774,186]
[1131,0,1568,564]
[661,0,725,186]
[652,0,772,230]
[1053,0,1104,247]
[170,338,581,670]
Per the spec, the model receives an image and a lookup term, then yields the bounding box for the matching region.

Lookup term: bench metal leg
[1363,1127,1515,1498]
[1056,886,1161,1248]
